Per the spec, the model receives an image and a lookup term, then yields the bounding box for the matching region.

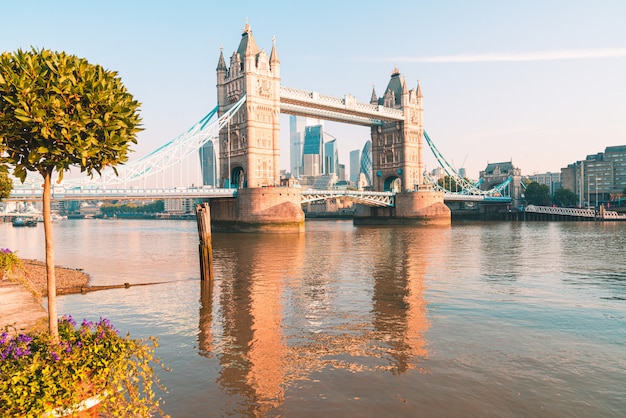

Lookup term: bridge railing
[8,187,238,201]
[301,189,395,207]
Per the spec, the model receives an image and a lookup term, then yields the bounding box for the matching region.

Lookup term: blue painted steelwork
[424,130,512,200]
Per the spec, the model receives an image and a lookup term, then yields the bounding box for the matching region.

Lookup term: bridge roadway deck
[9,186,514,206]
[8,187,238,201]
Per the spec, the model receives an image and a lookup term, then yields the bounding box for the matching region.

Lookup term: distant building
[359,140,373,189]
[302,125,324,176]
[428,167,445,184]
[479,161,522,207]
[349,149,361,183]
[289,116,322,178]
[528,171,561,196]
[324,139,339,176]
[560,145,626,207]
[199,142,217,186]
[338,163,346,182]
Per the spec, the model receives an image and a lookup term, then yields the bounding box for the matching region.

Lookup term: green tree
[0,48,141,341]
[524,181,550,206]
[0,166,12,200]
[437,175,470,192]
[553,187,578,207]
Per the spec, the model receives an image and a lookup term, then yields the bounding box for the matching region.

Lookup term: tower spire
[270,35,280,65]
[370,84,378,105]
[216,44,227,71]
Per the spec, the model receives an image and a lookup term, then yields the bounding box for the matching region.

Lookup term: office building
[359,140,373,189]
[302,125,324,176]
[350,149,361,184]
[561,145,626,206]
[290,115,322,178]
[324,139,339,176]
[199,141,217,186]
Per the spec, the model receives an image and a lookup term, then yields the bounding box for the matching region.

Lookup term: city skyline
[2,1,626,179]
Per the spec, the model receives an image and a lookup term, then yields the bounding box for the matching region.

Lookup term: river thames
[1,219,625,417]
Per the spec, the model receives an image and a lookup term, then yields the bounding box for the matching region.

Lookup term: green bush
[0,248,21,276]
[0,316,168,416]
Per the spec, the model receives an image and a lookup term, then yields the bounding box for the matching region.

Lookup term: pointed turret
[237,19,260,73]
[216,45,228,104]
[269,35,280,65]
[216,45,227,72]
[417,80,423,99]
[370,84,378,105]
[383,66,403,107]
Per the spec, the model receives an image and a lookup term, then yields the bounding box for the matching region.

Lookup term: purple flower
[60,315,77,327]
[50,351,60,362]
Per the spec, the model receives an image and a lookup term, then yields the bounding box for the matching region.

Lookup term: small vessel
[12,217,38,227]
[12,217,26,227]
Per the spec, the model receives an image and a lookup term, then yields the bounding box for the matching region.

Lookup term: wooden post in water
[196,203,213,282]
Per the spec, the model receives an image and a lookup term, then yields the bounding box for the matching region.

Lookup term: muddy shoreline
[20,259,90,296]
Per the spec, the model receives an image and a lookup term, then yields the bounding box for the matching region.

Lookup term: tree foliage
[437,175,470,192]
[524,181,550,206]
[553,187,578,207]
[0,48,141,182]
[0,166,12,200]
[100,200,164,215]
[0,48,141,341]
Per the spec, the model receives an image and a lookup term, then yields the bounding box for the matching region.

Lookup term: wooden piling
[196,203,214,282]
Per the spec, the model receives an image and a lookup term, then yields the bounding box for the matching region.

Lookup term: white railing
[301,189,395,207]
[524,205,595,217]
[8,187,237,201]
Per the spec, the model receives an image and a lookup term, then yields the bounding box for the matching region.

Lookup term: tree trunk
[43,172,58,342]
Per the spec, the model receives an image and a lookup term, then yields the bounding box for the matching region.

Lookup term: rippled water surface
[2,219,625,417]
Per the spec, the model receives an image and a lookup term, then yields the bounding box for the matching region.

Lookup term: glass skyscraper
[199,141,217,186]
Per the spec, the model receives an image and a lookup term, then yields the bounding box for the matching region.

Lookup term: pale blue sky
[3,0,626,179]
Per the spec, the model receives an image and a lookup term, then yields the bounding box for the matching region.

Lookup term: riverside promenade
[1,261,90,333]
[0,278,47,333]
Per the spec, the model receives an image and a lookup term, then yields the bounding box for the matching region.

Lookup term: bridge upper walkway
[280,86,404,126]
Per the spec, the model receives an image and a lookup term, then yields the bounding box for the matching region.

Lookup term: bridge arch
[231,166,246,188]
[383,176,401,193]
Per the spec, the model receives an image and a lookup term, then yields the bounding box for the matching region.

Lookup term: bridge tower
[369,68,424,193]
[355,68,450,226]
[212,22,304,233]
[216,21,281,188]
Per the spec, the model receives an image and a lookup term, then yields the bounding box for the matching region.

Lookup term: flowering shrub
[0,247,21,276]
[0,316,167,416]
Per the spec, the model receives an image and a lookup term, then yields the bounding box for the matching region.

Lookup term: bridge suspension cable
[51,94,247,189]
[424,130,510,196]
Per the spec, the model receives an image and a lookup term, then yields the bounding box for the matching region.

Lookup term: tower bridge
[9,22,517,230]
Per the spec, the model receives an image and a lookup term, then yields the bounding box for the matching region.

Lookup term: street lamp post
[227,118,231,188]
[587,175,591,208]
[596,176,601,209]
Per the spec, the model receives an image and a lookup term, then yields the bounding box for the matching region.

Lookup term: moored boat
[12,217,38,227]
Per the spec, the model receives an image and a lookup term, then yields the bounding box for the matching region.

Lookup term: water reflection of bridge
[198,227,434,415]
